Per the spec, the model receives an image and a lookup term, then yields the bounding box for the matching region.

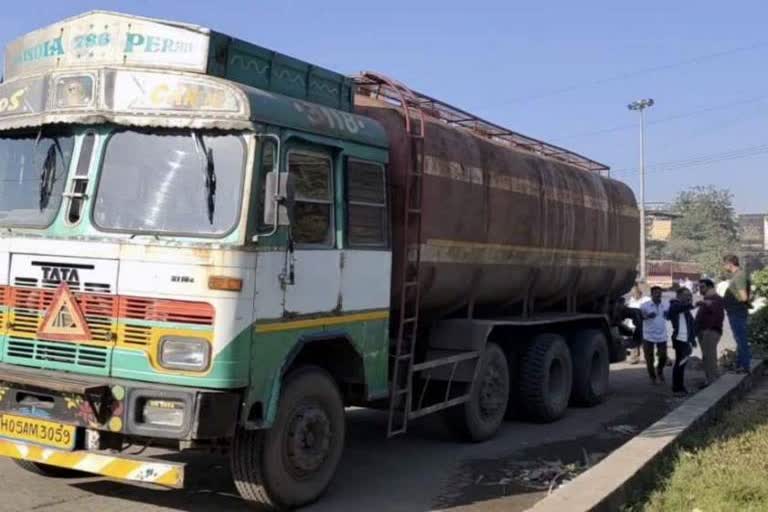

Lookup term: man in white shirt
[641,286,670,384]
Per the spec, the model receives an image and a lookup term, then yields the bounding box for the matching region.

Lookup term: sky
[1,1,766,213]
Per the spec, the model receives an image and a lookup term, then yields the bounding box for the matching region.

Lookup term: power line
[613,143,768,175]
[617,144,768,172]
[557,94,768,141]
[615,148,768,175]
[651,145,768,170]
[474,40,768,110]
[613,145,768,174]
[606,107,768,173]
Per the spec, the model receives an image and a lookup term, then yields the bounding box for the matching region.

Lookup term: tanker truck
[0,11,638,510]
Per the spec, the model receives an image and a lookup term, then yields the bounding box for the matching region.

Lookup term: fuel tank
[356,95,639,319]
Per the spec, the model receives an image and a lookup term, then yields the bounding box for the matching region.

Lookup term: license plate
[0,414,76,450]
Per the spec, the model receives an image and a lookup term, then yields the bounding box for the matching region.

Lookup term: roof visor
[0,69,250,131]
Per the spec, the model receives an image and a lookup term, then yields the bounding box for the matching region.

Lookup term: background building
[739,213,768,271]
[739,214,768,252]
[646,202,679,242]
[648,212,677,242]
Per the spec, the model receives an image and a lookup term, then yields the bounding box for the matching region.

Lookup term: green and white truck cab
[0,11,392,507]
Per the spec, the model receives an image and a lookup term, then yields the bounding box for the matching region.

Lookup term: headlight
[159,336,210,371]
[140,399,185,428]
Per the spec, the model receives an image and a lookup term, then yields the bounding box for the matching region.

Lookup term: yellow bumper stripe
[0,439,184,488]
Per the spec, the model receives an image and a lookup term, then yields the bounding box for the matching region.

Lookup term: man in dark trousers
[667,288,696,396]
[722,255,752,373]
[696,278,726,386]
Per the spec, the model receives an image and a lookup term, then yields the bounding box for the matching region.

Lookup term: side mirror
[263,172,295,227]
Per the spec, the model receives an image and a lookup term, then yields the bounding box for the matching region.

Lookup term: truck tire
[447,342,509,442]
[231,366,345,510]
[570,329,610,406]
[520,333,572,422]
[13,459,85,478]
[504,348,521,420]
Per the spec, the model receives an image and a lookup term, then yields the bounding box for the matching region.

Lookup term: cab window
[346,159,387,248]
[288,150,334,246]
[256,139,276,229]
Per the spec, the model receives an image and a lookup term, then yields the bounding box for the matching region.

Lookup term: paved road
[0,342,736,512]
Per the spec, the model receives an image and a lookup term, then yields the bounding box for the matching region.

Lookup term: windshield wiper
[192,132,216,225]
[36,129,64,211]
[39,144,57,211]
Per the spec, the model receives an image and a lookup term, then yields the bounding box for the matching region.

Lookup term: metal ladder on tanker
[355,72,480,438]
[388,95,424,438]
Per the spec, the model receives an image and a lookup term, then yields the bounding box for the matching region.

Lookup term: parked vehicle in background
[0,12,639,509]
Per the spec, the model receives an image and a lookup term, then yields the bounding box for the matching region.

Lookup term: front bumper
[0,438,185,487]
[0,363,242,442]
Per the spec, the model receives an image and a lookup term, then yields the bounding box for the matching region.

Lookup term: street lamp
[627,98,654,282]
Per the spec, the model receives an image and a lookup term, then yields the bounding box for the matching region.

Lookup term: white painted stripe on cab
[10,253,119,290]
[0,237,394,353]
[340,251,391,311]
[253,251,286,321]
[0,251,8,286]
[284,250,342,316]
[255,249,392,321]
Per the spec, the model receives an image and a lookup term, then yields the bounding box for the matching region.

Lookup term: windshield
[0,131,74,228]
[93,130,246,236]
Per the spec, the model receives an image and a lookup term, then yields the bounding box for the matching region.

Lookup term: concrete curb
[526,359,765,512]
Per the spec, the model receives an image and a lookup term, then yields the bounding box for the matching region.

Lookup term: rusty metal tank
[355,91,639,319]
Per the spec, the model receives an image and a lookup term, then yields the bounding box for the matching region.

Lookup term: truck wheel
[504,351,521,420]
[448,342,509,442]
[231,366,345,510]
[13,459,85,478]
[570,329,610,406]
[520,333,572,422]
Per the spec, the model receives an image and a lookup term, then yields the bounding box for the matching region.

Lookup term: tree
[646,239,667,261]
[666,186,738,277]
[743,252,768,273]
[753,268,768,299]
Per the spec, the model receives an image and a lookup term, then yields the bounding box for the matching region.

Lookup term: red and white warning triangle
[37,282,92,342]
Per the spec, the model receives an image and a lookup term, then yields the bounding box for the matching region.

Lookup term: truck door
[282,144,342,315]
[340,158,391,312]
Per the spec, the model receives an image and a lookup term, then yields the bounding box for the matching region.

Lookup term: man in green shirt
[722,254,752,373]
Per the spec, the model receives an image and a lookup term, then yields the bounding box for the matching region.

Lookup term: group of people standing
[623,254,753,397]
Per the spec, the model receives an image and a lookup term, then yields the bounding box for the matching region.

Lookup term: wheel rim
[284,402,333,480]
[478,358,506,420]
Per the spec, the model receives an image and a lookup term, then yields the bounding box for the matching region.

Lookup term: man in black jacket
[667,288,696,396]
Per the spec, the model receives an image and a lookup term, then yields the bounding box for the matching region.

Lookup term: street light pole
[639,107,647,282]
[628,98,654,282]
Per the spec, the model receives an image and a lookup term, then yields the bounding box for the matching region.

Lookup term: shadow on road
[66,409,460,512]
[71,457,251,511]
[55,364,689,512]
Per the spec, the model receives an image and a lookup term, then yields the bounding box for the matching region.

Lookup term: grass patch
[626,388,768,511]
